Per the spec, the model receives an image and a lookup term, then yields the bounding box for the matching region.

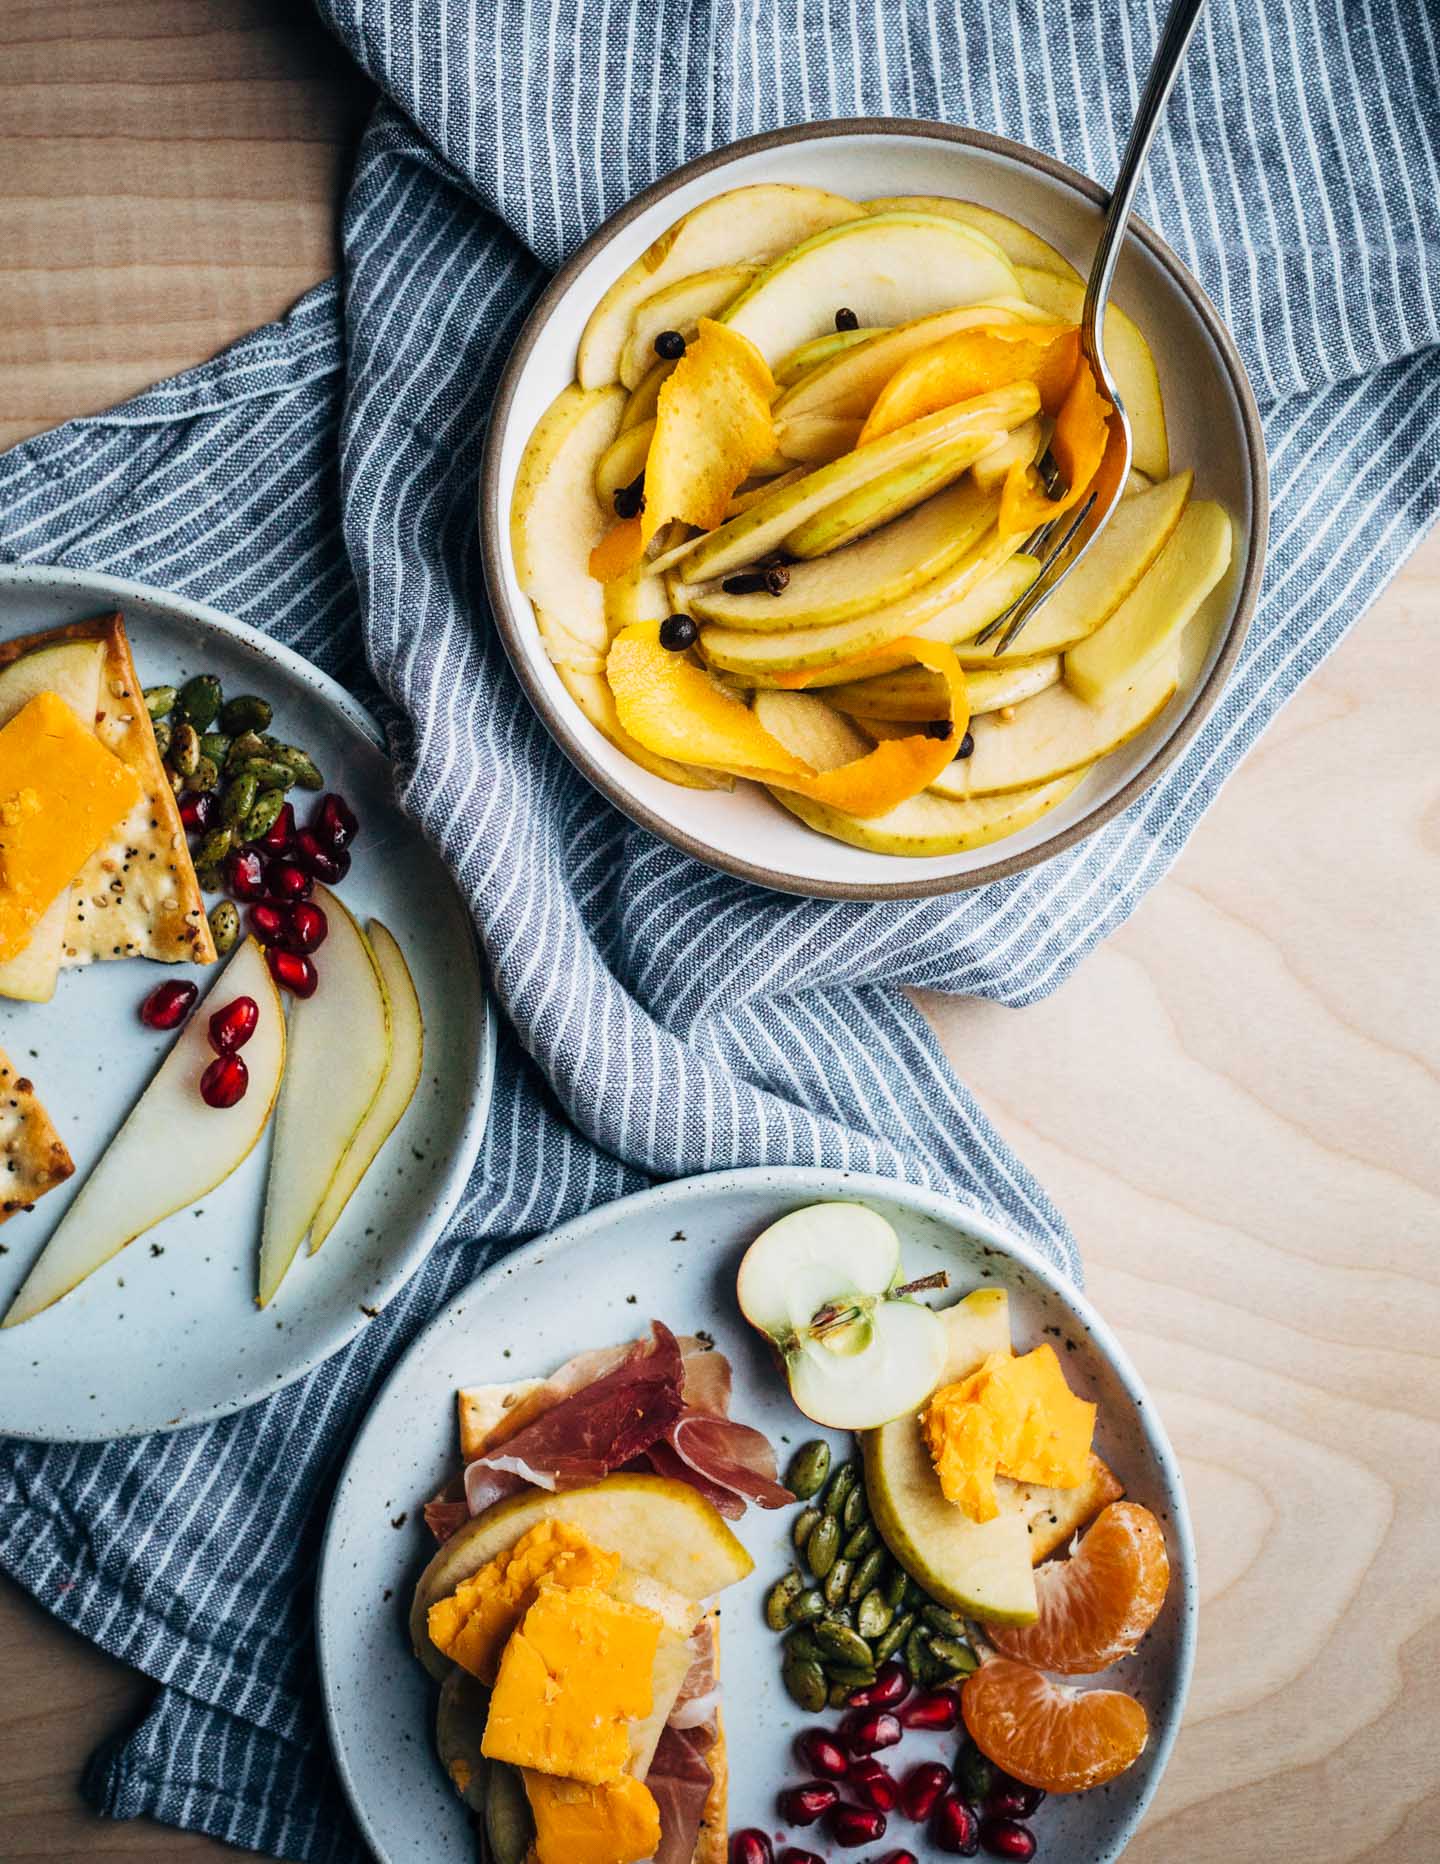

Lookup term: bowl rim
[480,116,1270,900]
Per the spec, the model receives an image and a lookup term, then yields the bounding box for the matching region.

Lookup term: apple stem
[893,1271,949,1298]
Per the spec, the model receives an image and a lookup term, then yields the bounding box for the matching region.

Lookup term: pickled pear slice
[773,771,1087,856]
[2,938,285,1328]
[618,264,756,388]
[865,197,1077,278]
[257,888,390,1307]
[511,382,626,657]
[785,437,1007,559]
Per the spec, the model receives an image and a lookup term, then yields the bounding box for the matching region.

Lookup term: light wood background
[1,4,1436,1859]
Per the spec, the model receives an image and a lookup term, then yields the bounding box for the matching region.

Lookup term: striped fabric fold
[1,1,1437,1857]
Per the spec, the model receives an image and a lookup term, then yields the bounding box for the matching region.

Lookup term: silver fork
[975,0,1208,655]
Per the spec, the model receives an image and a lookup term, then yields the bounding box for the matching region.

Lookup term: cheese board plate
[316,1166,1196,1864]
[0,564,495,1440]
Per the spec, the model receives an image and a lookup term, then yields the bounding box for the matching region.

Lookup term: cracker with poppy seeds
[0,1048,74,1224]
[0,615,216,968]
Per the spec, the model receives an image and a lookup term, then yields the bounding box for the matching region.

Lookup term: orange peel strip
[858,324,1075,446]
[998,356,1114,543]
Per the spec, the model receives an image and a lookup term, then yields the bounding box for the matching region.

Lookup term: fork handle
[1083,0,1208,352]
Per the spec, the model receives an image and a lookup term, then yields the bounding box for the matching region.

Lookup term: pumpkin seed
[187,755,220,794]
[806,1513,841,1579]
[814,1620,874,1669]
[920,1603,971,1641]
[244,788,287,842]
[207,900,240,956]
[168,722,201,777]
[194,826,234,870]
[483,1760,535,1864]
[871,1611,915,1667]
[822,1463,857,1519]
[841,1520,878,1562]
[221,771,260,828]
[200,732,231,766]
[842,1482,868,1533]
[856,1589,893,1639]
[227,730,269,769]
[272,743,323,790]
[193,862,223,893]
[789,1588,826,1625]
[955,1744,996,1802]
[785,1440,832,1500]
[848,1547,885,1605]
[904,1577,927,1609]
[234,756,298,790]
[177,674,223,730]
[219,693,273,737]
[783,1625,824,1664]
[765,1572,804,1632]
[823,1558,853,1609]
[927,1635,979,1679]
[144,684,177,720]
[792,1506,822,1552]
[824,1662,877,1690]
[151,718,172,759]
[782,1655,828,1714]
[881,1562,909,1610]
[904,1625,930,1682]
[828,1680,854,1709]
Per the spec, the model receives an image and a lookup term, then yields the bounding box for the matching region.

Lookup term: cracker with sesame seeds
[0,613,217,968]
[0,1048,74,1224]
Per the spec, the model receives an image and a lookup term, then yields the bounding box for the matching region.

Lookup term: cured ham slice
[668,1615,720,1731]
[660,1410,793,1511]
[648,1720,717,1864]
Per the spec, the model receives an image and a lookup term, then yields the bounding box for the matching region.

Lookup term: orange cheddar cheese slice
[924,1344,1097,1523]
[482,1583,661,1785]
[0,691,142,963]
[428,1520,622,1684]
[523,1770,661,1864]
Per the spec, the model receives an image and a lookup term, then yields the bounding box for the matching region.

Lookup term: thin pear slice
[929,654,1178,800]
[0,640,107,1003]
[511,382,626,657]
[555,663,731,791]
[1016,265,1169,479]
[982,471,1193,659]
[618,265,756,388]
[620,360,674,431]
[723,213,1020,364]
[751,690,874,767]
[972,418,1043,492]
[1065,499,1234,706]
[593,418,653,506]
[2,938,285,1327]
[666,383,1038,584]
[308,920,424,1255]
[964,655,1063,714]
[772,770,1087,856]
[257,889,390,1307]
[774,325,884,385]
[827,653,1060,722]
[689,480,998,631]
[577,184,863,388]
[785,436,1006,558]
[772,412,863,464]
[866,196,1077,279]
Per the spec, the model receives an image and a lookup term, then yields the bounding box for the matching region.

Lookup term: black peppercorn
[654,329,687,360]
[659,613,698,652]
[834,307,859,331]
[763,564,790,595]
[923,720,952,740]
[722,563,792,597]
[955,730,976,759]
[613,471,646,519]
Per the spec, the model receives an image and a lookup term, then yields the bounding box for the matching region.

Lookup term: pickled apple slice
[857,323,1075,445]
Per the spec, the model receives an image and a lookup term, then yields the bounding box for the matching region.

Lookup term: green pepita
[227,730,269,769]
[920,1602,971,1641]
[177,674,223,731]
[168,722,201,777]
[823,1558,853,1609]
[827,1680,854,1709]
[955,1744,997,1802]
[785,1440,832,1500]
[243,788,287,842]
[788,1589,826,1625]
[814,1620,874,1669]
[194,826,234,870]
[187,755,220,795]
[792,1506,822,1552]
[207,900,240,956]
[782,1655,828,1714]
[272,743,323,790]
[144,684,177,720]
[765,1572,803,1632]
[824,1662,877,1690]
[881,1562,909,1610]
[822,1463,858,1520]
[221,771,260,828]
[234,756,298,790]
[848,1547,885,1605]
[856,1589,893,1639]
[927,1635,979,1679]
[871,1611,915,1667]
[151,718,172,759]
[783,1625,824,1665]
[200,732,231,766]
[904,1625,930,1683]
[842,1482,868,1533]
[219,693,274,737]
[841,1520,878,1562]
[806,1513,841,1579]
[193,862,223,893]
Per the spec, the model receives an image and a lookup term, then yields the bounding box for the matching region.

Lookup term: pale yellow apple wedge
[577,183,863,388]
[1065,499,1234,706]
[722,213,1021,364]
[0,639,107,1003]
[865,196,1078,279]
[3,938,285,1327]
[511,382,625,661]
[617,263,756,388]
[307,920,424,1256]
[257,889,389,1307]
[772,770,1087,856]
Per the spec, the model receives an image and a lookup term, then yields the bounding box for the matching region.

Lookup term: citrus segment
[962,1656,1149,1793]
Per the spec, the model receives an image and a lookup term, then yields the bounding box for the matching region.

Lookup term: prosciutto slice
[656,1410,794,1511]
[668,1616,721,1731]
[647,1720,717,1864]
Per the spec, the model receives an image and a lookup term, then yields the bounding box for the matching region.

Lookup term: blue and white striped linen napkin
[1,2,1436,1856]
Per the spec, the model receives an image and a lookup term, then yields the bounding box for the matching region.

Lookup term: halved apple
[689,479,1000,631]
[865,197,1077,279]
[307,920,424,1256]
[1015,266,1169,479]
[929,654,1178,800]
[773,770,1086,855]
[511,382,626,659]
[618,264,758,388]
[2,937,285,1328]
[722,213,1021,364]
[736,1202,947,1429]
[257,888,391,1307]
[1064,499,1233,706]
[784,437,1007,558]
[576,183,863,388]
[774,325,884,386]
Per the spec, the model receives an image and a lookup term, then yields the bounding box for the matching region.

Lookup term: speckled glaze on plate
[316,1166,1197,1863]
[0,565,495,1440]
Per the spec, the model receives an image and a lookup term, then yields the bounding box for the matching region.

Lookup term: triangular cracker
[0,1048,74,1224]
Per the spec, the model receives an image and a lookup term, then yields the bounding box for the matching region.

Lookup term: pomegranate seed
[899,1688,961,1731]
[255,800,295,854]
[979,1817,1036,1860]
[984,1784,1045,1821]
[778,1782,839,1826]
[293,828,349,884]
[779,1853,823,1864]
[316,791,359,851]
[841,1709,902,1755]
[729,1834,773,1864]
[250,904,289,947]
[932,1795,980,1856]
[208,995,259,1054]
[179,791,216,834]
[847,1661,911,1710]
[899,1761,951,1823]
[847,1757,898,1812]
[829,1804,887,1847]
[266,859,312,904]
[794,1730,849,1779]
[225,848,268,901]
[876,1854,920,1864]
[140,979,198,1030]
[285,900,328,953]
[267,948,318,998]
[200,1053,248,1109]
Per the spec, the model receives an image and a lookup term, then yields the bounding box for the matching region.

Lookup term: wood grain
[1,4,1437,1860]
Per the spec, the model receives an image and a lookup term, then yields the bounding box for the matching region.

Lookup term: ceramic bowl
[481,118,1267,899]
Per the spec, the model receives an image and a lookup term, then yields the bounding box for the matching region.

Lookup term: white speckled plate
[317,1167,1196,1863]
[0,565,495,1440]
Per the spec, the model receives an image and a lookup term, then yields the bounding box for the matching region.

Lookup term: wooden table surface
[2,4,1436,1860]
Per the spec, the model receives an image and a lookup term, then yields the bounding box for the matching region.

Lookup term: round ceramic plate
[0,565,495,1440]
[482,120,1268,900]
[317,1166,1196,1863]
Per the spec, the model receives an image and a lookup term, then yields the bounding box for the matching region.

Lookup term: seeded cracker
[0,1048,74,1224]
[0,614,216,967]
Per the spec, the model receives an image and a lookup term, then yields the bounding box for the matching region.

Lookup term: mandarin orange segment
[984,1500,1171,1675]
[962,1656,1149,1794]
